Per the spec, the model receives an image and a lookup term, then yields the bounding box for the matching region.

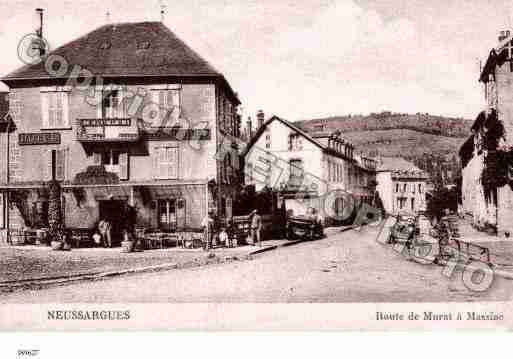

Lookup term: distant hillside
[296,112,472,184]
[296,112,473,138]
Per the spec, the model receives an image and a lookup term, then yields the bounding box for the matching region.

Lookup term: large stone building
[0,21,241,243]
[459,30,513,236]
[0,92,10,229]
[242,116,377,221]
[376,157,428,215]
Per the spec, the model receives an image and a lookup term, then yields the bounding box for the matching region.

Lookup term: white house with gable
[242,116,377,221]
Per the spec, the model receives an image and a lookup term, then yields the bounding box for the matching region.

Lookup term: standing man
[98,218,112,248]
[250,209,262,247]
[201,211,214,250]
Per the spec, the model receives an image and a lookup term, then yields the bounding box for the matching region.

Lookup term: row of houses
[459,30,513,237]
[0,18,429,244]
[242,115,428,220]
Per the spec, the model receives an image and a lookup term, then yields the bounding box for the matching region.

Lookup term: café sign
[19,132,61,145]
[143,128,211,141]
[80,118,131,127]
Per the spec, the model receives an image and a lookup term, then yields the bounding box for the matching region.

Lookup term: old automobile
[286,214,324,240]
[388,214,417,247]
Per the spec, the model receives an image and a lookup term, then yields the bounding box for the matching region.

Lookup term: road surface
[1,225,511,303]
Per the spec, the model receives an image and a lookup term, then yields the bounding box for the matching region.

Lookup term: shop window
[158,199,177,232]
[32,200,48,228]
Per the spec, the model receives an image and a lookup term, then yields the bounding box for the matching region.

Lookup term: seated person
[219,227,229,247]
[92,230,102,247]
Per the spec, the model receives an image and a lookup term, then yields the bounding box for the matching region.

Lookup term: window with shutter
[41,91,69,128]
[154,146,178,179]
[102,89,123,119]
[153,87,181,127]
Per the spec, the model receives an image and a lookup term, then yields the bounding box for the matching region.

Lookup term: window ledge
[40,127,72,131]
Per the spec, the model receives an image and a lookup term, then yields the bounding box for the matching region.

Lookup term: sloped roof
[241,115,326,157]
[241,115,359,165]
[0,92,8,119]
[377,157,427,178]
[3,21,239,102]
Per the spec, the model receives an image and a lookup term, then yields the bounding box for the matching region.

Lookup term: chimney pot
[246,116,253,138]
[256,110,265,128]
[499,30,511,42]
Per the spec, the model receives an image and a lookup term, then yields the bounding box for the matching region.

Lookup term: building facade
[0,92,9,230]
[243,116,376,221]
[459,30,513,236]
[0,21,241,243]
[376,157,428,215]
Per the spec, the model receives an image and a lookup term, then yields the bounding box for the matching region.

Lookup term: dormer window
[137,41,151,50]
[100,41,111,50]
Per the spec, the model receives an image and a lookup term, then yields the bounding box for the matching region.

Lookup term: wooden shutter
[168,89,180,121]
[62,92,69,127]
[176,198,186,229]
[44,149,53,180]
[0,192,4,229]
[153,146,161,179]
[96,88,103,118]
[119,152,129,180]
[41,92,49,128]
[167,147,178,179]
[55,149,66,181]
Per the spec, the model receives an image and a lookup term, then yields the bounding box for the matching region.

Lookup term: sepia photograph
[0,0,511,334]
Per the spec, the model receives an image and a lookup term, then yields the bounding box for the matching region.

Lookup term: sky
[0,0,512,121]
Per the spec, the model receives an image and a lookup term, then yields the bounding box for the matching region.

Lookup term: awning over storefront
[0,182,47,190]
[61,179,208,189]
[61,180,209,203]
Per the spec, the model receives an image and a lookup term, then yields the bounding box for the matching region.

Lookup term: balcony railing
[76,118,140,142]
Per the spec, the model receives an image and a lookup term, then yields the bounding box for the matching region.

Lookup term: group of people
[201,209,263,251]
[90,209,266,251]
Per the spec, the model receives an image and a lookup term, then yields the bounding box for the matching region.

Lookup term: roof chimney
[499,30,511,42]
[160,2,167,22]
[246,116,253,138]
[256,110,265,128]
[35,8,46,57]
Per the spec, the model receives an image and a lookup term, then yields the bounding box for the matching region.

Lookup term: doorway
[99,200,126,246]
